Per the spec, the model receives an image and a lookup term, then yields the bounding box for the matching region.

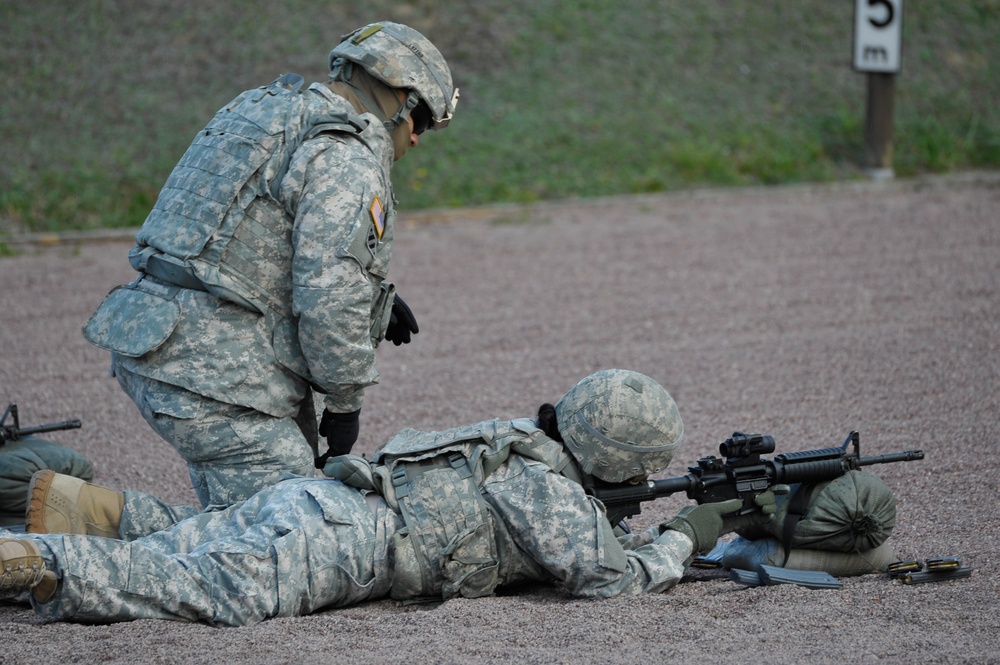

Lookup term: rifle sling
[780,483,816,566]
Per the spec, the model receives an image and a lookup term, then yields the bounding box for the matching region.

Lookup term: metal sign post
[853,0,904,179]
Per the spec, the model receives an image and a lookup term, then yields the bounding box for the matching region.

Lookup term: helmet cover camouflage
[329,21,458,130]
[555,370,684,483]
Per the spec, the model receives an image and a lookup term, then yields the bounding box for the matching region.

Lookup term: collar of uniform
[308,82,395,168]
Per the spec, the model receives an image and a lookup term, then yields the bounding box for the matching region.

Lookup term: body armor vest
[354,419,581,601]
[128,74,371,320]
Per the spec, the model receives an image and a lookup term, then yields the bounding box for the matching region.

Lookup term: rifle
[588,430,924,526]
[0,403,82,445]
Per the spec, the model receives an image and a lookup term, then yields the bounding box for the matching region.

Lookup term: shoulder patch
[369,196,385,239]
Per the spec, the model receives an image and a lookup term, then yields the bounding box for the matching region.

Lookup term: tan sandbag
[721,536,896,577]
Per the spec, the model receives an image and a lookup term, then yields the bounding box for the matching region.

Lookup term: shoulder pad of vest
[373,419,506,464]
[510,418,543,436]
[271,73,305,94]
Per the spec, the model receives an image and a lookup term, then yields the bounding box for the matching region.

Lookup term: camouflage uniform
[76,21,460,538]
[82,78,399,526]
[22,418,693,626]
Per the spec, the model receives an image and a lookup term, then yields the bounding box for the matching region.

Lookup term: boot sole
[25,469,57,534]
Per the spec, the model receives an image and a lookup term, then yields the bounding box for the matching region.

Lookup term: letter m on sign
[853,0,903,73]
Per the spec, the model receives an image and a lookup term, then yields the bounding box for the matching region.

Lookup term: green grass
[2,0,998,234]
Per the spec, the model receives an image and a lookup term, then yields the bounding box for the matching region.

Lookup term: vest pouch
[321,454,378,492]
[369,281,395,346]
[440,521,501,599]
[83,281,181,358]
[388,457,500,601]
[388,529,427,601]
[272,316,310,378]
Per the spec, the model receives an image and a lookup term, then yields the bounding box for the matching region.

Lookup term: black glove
[720,489,778,534]
[660,499,743,555]
[384,294,419,346]
[314,408,361,468]
[660,492,777,555]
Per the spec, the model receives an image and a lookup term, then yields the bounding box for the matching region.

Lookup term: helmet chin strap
[387,91,421,132]
[328,59,416,159]
[331,58,419,131]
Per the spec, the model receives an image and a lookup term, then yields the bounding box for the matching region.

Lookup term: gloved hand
[720,489,779,534]
[660,491,778,555]
[384,294,419,346]
[314,408,361,468]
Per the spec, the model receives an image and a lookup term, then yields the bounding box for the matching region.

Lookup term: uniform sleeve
[484,458,695,597]
[282,135,388,413]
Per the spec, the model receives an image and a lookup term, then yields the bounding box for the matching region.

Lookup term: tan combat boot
[26,469,124,539]
[0,538,56,602]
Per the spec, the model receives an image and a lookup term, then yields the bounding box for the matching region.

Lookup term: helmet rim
[555,369,684,483]
[329,21,458,130]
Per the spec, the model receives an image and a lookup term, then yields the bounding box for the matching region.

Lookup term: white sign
[853,0,904,73]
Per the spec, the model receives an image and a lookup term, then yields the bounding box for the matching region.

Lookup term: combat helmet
[329,21,459,132]
[555,370,683,483]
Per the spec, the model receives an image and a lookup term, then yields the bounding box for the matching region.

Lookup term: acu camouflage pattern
[86,76,398,419]
[329,22,458,128]
[78,76,400,521]
[109,365,315,514]
[369,419,545,600]
[388,454,500,600]
[328,416,694,602]
[371,418,558,484]
[82,279,181,358]
[26,478,400,626]
[555,370,684,483]
[128,75,374,319]
[17,423,698,625]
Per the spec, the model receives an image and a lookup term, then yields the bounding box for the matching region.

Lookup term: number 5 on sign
[853,0,903,73]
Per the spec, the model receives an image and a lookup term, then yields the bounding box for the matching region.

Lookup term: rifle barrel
[650,475,699,496]
[859,450,924,465]
[24,419,82,434]
[1,419,82,441]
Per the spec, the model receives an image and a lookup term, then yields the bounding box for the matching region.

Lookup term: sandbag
[0,437,94,525]
[721,536,896,577]
[737,470,896,553]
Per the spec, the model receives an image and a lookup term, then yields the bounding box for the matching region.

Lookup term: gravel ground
[1,173,998,664]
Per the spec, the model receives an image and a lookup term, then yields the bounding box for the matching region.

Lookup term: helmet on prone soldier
[555,369,683,483]
[329,21,459,133]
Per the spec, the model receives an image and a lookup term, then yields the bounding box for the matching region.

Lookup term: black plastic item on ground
[729,565,842,590]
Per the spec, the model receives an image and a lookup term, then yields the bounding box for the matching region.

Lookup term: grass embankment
[2,1,997,236]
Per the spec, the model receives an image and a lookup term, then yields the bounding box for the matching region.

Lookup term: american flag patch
[370,196,385,239]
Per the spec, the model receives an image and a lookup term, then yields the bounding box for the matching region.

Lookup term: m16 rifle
[588,430,924,526]
[0,403,82,445]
